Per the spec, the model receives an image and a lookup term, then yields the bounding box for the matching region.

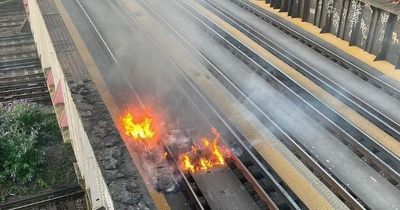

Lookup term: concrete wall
[27,1,114,209]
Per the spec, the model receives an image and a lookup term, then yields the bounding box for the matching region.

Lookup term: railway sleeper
[0,41,34,48]
[191,1,400,188]
[215,0,400,139]
[228,160,281,210]
[148,1,363,208]
[0,71,41,78]
[229,0,400,102]
[181,6,370,209]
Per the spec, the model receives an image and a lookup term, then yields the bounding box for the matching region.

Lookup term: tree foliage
[0,102,61,185]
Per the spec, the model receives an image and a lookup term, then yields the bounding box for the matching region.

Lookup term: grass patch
[0,102,77,203]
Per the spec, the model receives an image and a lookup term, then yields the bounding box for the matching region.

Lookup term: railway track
[0,40,34,49]
[143,1,362,209]
[0,57,40,70]
[0,67,42,76]
[161,79,303,209]
[0,11,24,19]
[0,186,85,210]
[0,7,48,106]
[0,34,33,44]
[229,0,400,93]
[75,0,305,208]
[215,0,400,142]
[0,50,38,61]
[0,20,24,29]
[0,84,47,96]
[162,121,302,209]
[0,82,46,93]
[194,0,400,185]
[0,44,36,53]
[71,0,400,208]
[0,16,25,24]
[168,147,292,210]
[0,77,45,90]
[128,0,400,208]
[0,92,49,104]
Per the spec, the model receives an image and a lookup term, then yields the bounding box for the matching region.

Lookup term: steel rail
[163,143,209,210]
[0,34,33,42]
[0,78,44,89]
[187,0,400,186]
[0,96,50,105]
[236,0,400,97]
[0,71,43,81]
[73,1,210,209]
[130,0,304,208]
[0,186,84,210]
[168,0,394,208]
[0,64,39,72]
[77,0,300,208]
[0,91,49,101]
[226,0,400,141]
[229,154,279,210]
[1,85,47,95]
[0,58,40,70]
[0,50,38,60]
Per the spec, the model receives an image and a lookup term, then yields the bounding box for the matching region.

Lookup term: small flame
[121,113,155,142]
[181,154,196,173]
[179,128,229,173]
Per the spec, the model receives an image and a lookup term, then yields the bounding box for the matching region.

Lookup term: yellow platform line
[194,77,337,210]
[187,0,400,157]
[53,1,170,209]
[53,0,119,118]
[250,0,400,81]
[118,0,346,209]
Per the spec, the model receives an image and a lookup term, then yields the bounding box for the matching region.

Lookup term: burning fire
[121,112,155,142]
[179,128,229,173]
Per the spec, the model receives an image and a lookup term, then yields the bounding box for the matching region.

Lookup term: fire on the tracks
[117,104,231,193]
[178,127,231,173]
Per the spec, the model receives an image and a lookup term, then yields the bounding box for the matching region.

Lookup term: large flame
[121,112,155,142]
[179,128,229,173]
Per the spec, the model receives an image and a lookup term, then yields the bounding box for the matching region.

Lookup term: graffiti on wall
[326,0,334,14]
[332,9,340,30]
[395,17,400,46]
[393,32,399,45]
[350,2,362,24]
[360,18,369,46]
[378,12,390,41]
[342,8,348,24]
[348,1,362,38]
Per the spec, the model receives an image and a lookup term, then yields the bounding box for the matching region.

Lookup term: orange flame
[179,128,229,173]
[181,154,196,173]
[121,112,155,142]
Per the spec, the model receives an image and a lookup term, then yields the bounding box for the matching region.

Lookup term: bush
[0,102,61,186]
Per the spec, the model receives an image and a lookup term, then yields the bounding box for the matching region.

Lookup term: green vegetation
[0,102,60,184]
[0,102,77,202]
